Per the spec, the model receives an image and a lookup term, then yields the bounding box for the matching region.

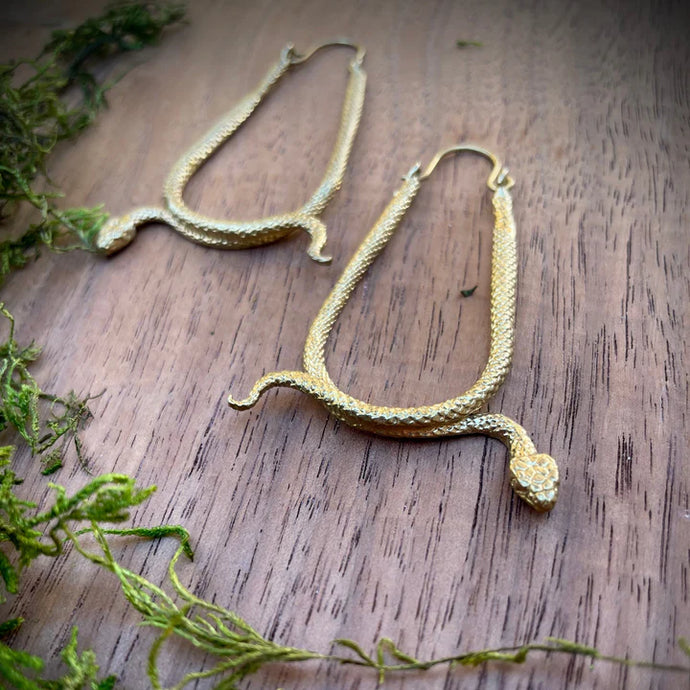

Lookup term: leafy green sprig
[0,625,116,690]
[67,524,689,690]
[0,444,191,688]
[0,304,96,471]
[0,444,163,601]
[45,0,186,106]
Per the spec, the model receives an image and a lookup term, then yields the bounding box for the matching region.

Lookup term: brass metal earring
[96,40,366,262]
[228,144,559,512]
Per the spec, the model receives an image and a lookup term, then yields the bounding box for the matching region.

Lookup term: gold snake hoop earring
[96,40,366,263]
[228,145,559,512]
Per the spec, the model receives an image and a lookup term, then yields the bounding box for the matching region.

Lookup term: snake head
[509,453,559,512]
[95,213,138,255]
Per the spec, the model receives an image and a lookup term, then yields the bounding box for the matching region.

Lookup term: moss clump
[0,1,185,283]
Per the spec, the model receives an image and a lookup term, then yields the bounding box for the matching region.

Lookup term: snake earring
[228,145,559,512]
[95,40,366,263]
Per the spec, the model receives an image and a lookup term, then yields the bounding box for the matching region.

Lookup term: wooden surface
[1,0,689,688]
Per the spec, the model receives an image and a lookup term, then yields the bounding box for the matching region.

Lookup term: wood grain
[1,0,688,688]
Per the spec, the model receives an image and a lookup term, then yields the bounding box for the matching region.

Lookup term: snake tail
[227,370,326,410]
[297,215,332,263]
[227,373,559,512]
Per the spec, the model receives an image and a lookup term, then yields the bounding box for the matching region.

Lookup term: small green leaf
[0,550,18,598]
[333,638,375,665]
[546,637,600,657]
[95,676,118,690]
[378,638,419,664]
[0,617,23,638]
[40,452,63,476]
[97,525,194,560]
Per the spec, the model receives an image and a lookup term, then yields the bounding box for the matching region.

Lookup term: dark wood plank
[1,0,688,688]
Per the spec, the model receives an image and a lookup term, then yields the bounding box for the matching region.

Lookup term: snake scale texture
[93,36,558,512]
[228,160,560,512]
[95,43,366,261]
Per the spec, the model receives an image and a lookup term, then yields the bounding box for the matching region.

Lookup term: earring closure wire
[421,144,514,190]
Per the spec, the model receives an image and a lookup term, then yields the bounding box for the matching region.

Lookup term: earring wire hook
[287,39,366,67]
[421,144,514,190]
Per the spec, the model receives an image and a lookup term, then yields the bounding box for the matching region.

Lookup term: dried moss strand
[72,525,689,689]
[325,637,690,680]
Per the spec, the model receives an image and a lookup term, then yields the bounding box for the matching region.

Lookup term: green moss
[0,304,96,466]
[0,446,161,601]
[0,450,189,688]
[0,1,185,283]
[0,5,687,688]
[68,525,688,689]
[0,624,116,689]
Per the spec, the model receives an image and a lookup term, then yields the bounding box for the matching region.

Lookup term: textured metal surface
[228,153,559,512]
[95,43,366,262]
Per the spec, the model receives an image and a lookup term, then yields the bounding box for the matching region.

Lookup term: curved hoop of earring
[95,40,367,263]
[228,145,559,512]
